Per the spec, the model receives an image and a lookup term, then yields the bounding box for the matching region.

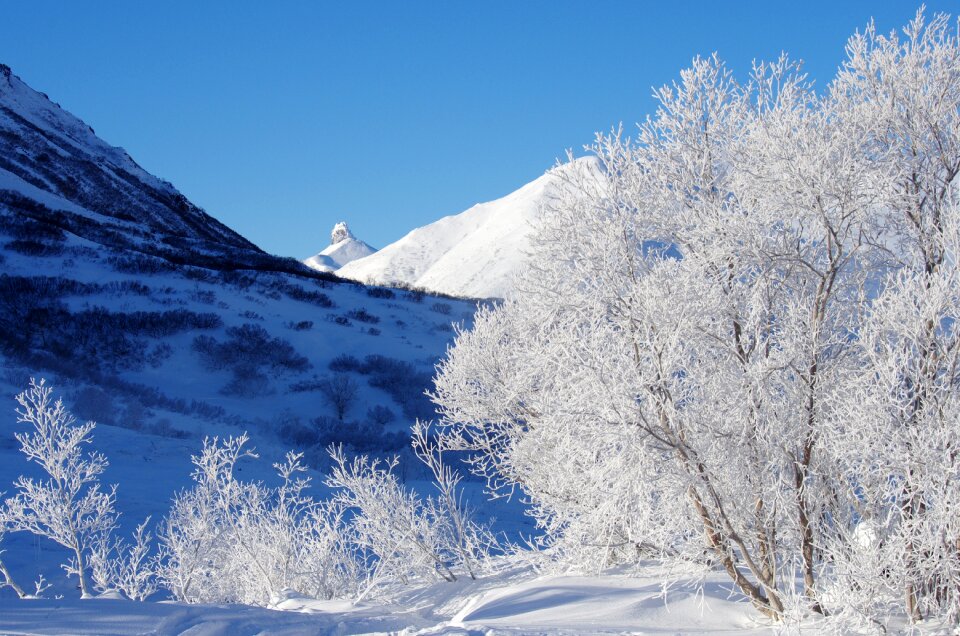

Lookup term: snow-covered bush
[411,421,498,580]
[327,443,491,601]
[158,435,358,605]
[89,518,158,601]
[2,379,118,597]
[157,431,493,605]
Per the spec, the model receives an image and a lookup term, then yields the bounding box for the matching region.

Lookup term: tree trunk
[74,547,92,598]
[0,556,27,598]
[794,444,824,615]
[688,486,784,620]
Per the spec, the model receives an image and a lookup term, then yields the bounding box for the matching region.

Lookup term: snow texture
[0,569,781,635]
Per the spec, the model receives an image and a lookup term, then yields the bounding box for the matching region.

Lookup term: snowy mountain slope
[0,64,253,250]
[337,157,601,299]
[303,221,376,272]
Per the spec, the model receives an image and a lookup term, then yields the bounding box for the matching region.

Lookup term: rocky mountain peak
[331,221,355,245]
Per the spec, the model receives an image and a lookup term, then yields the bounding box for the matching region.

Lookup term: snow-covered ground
[0,568,778,635]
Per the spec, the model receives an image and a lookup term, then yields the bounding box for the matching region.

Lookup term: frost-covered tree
[820,12,960,624]
[823,256,960,626]
[431,9,960,625]
[3,379,117,598]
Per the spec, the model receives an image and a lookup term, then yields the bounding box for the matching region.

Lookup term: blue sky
[1,1,954,257]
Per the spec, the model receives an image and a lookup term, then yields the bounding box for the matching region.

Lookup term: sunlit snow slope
[338,157,600,299]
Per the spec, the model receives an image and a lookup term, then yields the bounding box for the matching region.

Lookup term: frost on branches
[1,379,118,598]
[431,10,960,626]
[157,435,492,606]
[158,434,358,604]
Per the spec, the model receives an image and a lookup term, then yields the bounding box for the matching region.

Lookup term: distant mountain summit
[303,221,376,273]
[337,157,601,299]
[330,221,353,244]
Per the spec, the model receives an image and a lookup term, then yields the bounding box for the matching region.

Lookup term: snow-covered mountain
[337,157,600,299]
[303,221,376,272]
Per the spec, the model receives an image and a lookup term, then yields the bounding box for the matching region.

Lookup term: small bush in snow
[193,324,310,396]
[328,354,362,373]
[284,285,334,308]
[346,308,380,324]
[328,314,351,327]
[285,320,313,331]
[327,443,494,600]
[158,435,358,604]
[365,287,395,299]
[147,418,190,439]
[366,405,395,427]
[310,416,407,454]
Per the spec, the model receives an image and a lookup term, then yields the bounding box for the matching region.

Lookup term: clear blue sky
[1,1,953,257]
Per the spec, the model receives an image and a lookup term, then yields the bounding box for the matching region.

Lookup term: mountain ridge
[337,157,601,299]
[0,64,257,250]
